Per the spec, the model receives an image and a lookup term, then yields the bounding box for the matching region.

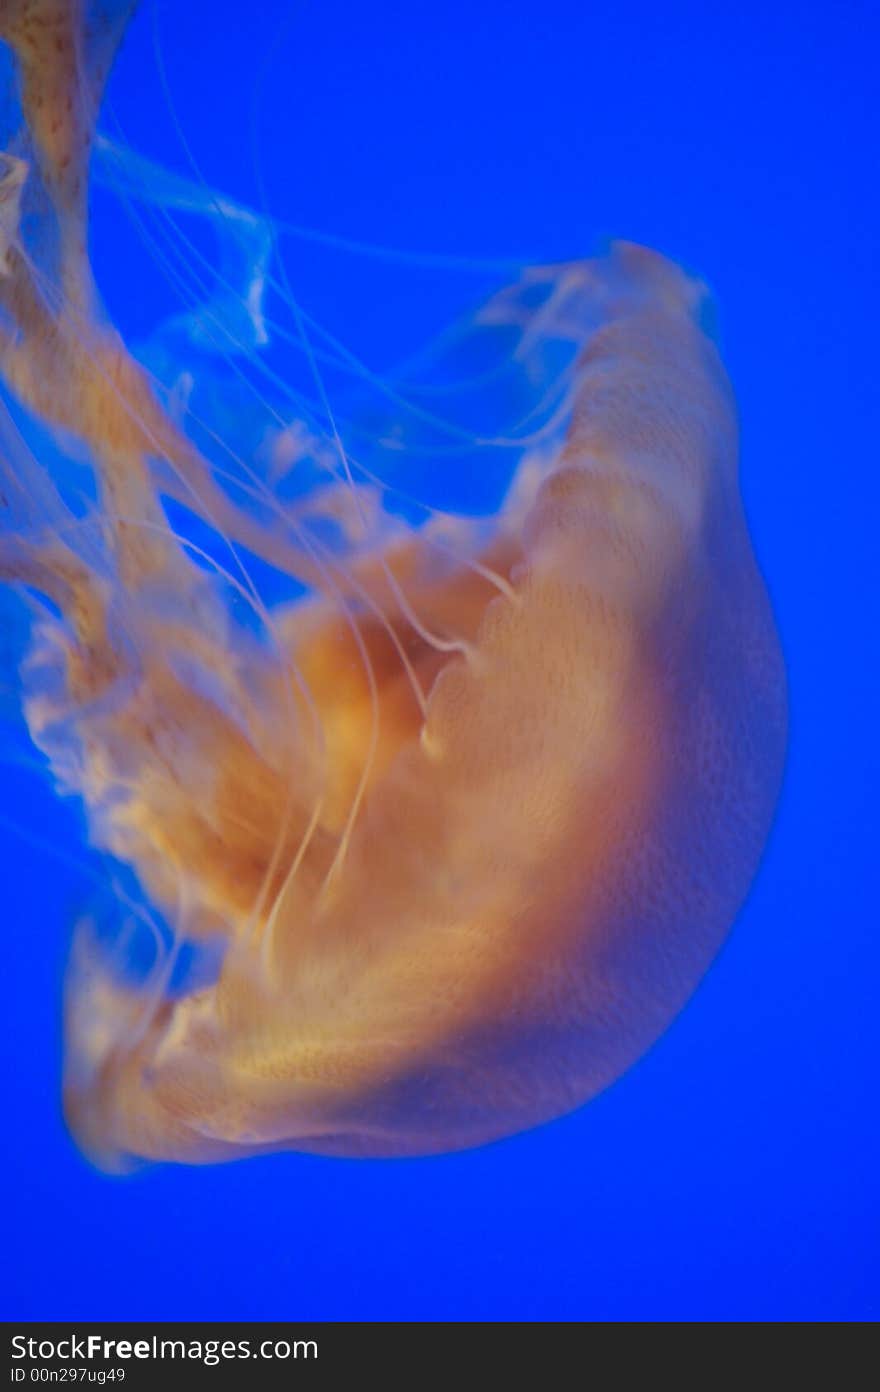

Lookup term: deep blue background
[3,0,878,1321]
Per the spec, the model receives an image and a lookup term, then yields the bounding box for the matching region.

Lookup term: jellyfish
[0,0,786,1168]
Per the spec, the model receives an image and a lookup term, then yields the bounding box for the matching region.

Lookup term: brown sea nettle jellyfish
[0,1,786,1168]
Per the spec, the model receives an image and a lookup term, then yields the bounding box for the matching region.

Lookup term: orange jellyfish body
[0,2,786,1166]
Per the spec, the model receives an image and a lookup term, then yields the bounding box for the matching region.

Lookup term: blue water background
[2,0,877,1321]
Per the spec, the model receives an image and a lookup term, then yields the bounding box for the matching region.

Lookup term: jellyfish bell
[0,2,786,1168]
